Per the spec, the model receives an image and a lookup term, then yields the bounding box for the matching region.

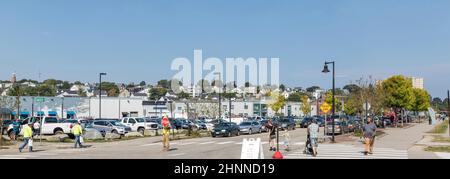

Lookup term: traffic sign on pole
[320,102,332,114]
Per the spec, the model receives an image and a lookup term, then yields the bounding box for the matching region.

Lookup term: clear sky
[1,0,450,98]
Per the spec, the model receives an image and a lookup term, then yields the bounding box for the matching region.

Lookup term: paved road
[0,123,442,159]
[0,128,309,159]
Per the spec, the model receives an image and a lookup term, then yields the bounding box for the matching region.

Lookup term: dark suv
[277,117,296,131]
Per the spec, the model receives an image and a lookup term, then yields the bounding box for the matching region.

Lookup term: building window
[231,105,234,109]
[244,104,248,110]
[178,107,182,110]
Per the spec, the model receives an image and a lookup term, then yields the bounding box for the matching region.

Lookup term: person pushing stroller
[304,119,319,157]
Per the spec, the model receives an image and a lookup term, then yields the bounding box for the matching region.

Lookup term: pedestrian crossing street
[284,144,409,159]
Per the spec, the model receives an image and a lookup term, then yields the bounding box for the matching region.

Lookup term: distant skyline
[1,0,450,98]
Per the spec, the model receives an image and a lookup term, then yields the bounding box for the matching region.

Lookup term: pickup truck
[7,117,73,136]
[119,117,159,134]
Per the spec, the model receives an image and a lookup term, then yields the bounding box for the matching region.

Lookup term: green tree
[344,95,361,115]
[139,81,146,86]
[301,95,311,116]
[410,88,431,112]
[97,82,119,97]
[306,86,321,93]
[343,84,361,93]
[325,91,343,112]
[157,80,170,89]
[382,75,414,110]
[177,91,190,99]
[149,87,168,100]
[268,92,286,116]
[279,84,286,92]
[78,89,87,97]
[60,81,71,90]
[288,92,309,102]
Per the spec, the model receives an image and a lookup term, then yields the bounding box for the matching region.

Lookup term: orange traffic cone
[273,151,283,159]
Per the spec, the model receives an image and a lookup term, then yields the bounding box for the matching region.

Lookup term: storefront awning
[48,111,57,116]
[37,111,45,116]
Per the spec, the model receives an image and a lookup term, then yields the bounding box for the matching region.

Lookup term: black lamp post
[99,73,107,119]
[322,61,336,143]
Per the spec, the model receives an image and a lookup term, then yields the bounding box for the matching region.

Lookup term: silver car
[89,120,132,135]
[238,121,262,135]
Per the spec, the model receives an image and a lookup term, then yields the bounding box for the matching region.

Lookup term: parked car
[170,118,183,130]
[211,122,240,137]
[260,119,269,132]
[8,117,73,136]
[120,117,158,134]
[89,120,132,135]
[1,119,13,135]
[238,121,262,135]
[206,119,227,131]
[276,117,296,131]
[61,119,91,128]
[194,121,207,130]
[373,116,392,128]
[346,120,362,132]
[300,117,314,128]
[180,119,197,130]
[325,121,350,135]
[144,117,163,129]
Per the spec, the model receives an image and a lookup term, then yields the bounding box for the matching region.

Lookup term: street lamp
[322,61,336,143]
[214,72,222,120]
[99,73,107,119]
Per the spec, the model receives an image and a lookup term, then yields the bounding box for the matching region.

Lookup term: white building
[411,77,424,89]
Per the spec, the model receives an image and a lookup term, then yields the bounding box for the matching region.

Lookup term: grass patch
[425,146,450,153]
[432,136,450,143]
[428,120,449,134]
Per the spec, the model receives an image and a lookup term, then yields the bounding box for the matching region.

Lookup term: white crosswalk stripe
[284,144,408,159]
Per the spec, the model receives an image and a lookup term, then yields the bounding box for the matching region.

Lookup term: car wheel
[138,128,145,135]
[228,132,232,137]
[212,134,216,138]
[259,129,262,133]
[111,130,119,135]
[249,129,252,135]
[54,130,64,135]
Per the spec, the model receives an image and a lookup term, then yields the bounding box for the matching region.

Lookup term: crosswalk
[284,144,408,159]
[140,140,296,147]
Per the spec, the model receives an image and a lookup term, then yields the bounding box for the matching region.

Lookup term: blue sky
[1,0,450,98]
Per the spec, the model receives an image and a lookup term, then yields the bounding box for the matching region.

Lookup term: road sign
[320,102,332,113]
[35,97,45,103]
[241,138,264,159]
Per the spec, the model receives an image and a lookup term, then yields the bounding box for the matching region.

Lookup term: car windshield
[109,121,124,126]
[240,122,252,126]
[135,118,145,123]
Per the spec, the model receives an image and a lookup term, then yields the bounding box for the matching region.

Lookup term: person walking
[72,121,84,149]
[307,119,320,157]
[33,119,41,137]
[19,122,33,153]
[266,119,277,151]
[11,119,21,141]
[363,117,377,155]
[161,115,171,152]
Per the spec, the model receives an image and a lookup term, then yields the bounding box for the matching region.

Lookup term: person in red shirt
[161,115,171,151]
